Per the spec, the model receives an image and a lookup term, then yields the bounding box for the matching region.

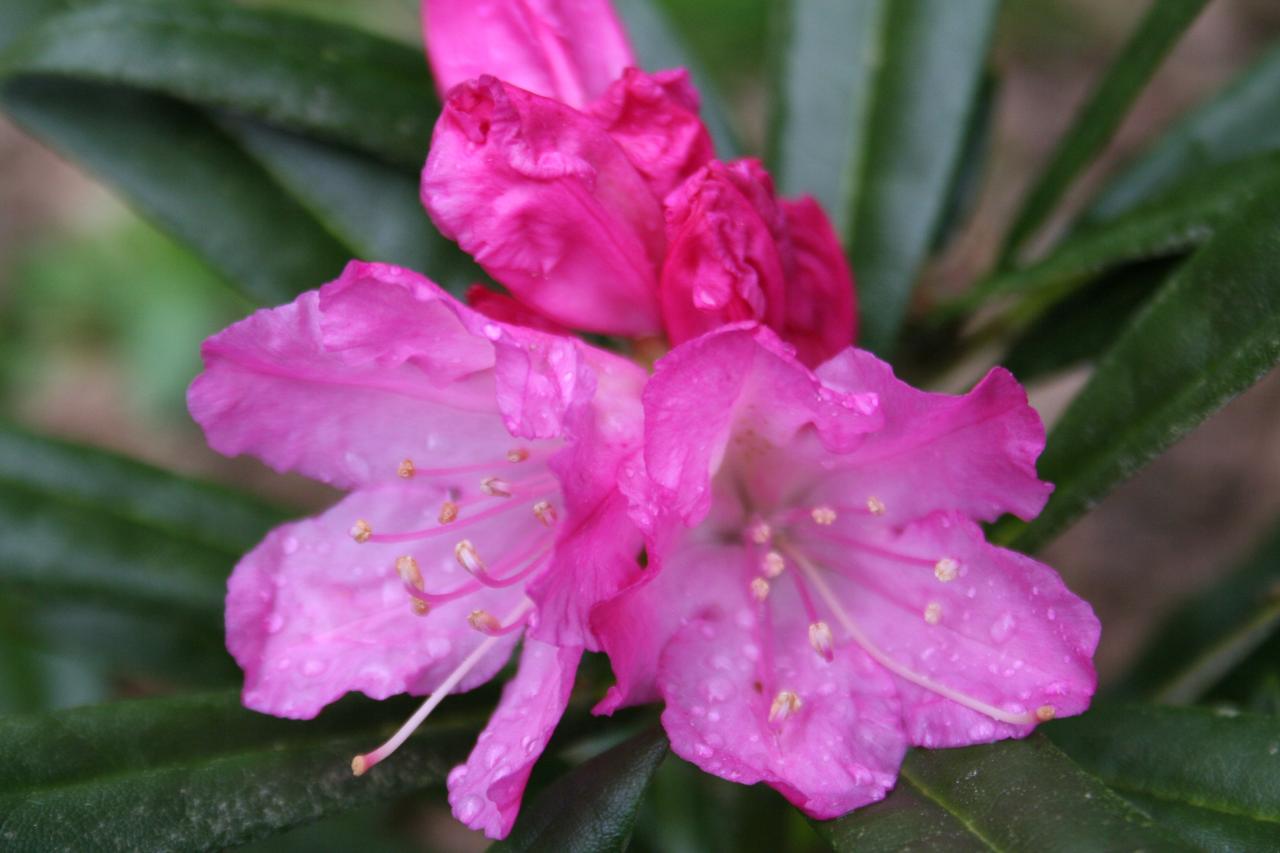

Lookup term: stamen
[768,689,802,723]
[480,476,512,498]
[352,599,533,775]
[397,458,415,479]
[455,540,485,575]
[368,487,555,544]
[807,531,936,568]
[810,506,837,526]
[808,621,834,661]
[410,599,429,616]
[506,447,530,463]
[395,555,424,590]
[750,577,771,602]
[438,500,459,525]
[783,545,1040,727]
[467,606,531,636]
[923,601,943,625]
[747,520,773,545]
[934,558,959,583]
[867,496,886,516]
[533,500,557,527]
[350,519,372,543]
[762,551,786,578]
[1036,705,1056,722]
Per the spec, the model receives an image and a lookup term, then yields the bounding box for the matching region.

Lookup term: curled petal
[422,0,634,108]
[778,197,857,366]
[447,639,582,839]
[423,77,665,336]
[466,284,567,334]
[589,67,714,199]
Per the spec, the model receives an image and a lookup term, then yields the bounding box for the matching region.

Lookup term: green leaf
[1050,704,1280,851]
[1120,521,1280,704]
[1,0,437,167]
[0,690,480,850]
[768,0,998,355]
[0,423,287,684]
[816,734,1185,851]
[2,77,352,306]
[493,726,668,853]
[615,0,741,157]
[999,170,1280,554]
[1000,0,1210,262]
[1087,41,1280,223]
[959,151,1280,320]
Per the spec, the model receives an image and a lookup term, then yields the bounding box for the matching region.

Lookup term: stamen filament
[352,598,534,775]
[367,485,556,544]
[806,530,937,568]
[782,545,1039,727]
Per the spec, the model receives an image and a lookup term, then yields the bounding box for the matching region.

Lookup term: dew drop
[455,794,484,822]
[267,613,285,634]
[302,659,326,676]
[989,612,1016,643]
[282,537,300,555]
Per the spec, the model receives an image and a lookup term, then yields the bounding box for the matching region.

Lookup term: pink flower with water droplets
[594,324,1099,818]
[189,261,645,838]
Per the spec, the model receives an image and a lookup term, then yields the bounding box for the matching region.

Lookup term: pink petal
[466,284,567,333]
[422,0,634,108]
[226,484,528,719]
[588,67,714,199]
[815,350,1053,523]
[656,579,906,819]
[806,511,1099,748]
[658,161,787,346]
[188,262,511,489]
[778,197,857,366]
[422,77,665,336]
[447,639,582,839]
[640,326,880,524]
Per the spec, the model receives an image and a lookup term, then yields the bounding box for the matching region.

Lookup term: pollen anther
[455,539,486,574]
[867,496,886,516]
[397,458,415,478]
[809,621,835,661]
[923,601,943,625]
[410,599,429,616]
[750,577,771,602]
[506,447,530,463]
[811,506,837,525]
[768,689,802,723]
[351,755,368,776]
[468,609,502,634]
[762,551,786,578]
[481,476,512,497]
[934,557,959,583]
[438,500,459,524]
[1036,704,1056,722]
[395,555,423,590]
[350,519,372,543]
[747,520,772,545]
[533,500,558,527]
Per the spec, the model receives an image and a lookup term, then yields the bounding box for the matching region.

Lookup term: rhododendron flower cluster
[188,0,1099,841]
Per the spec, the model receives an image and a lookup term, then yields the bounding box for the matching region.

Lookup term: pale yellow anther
[351,755,368,776]
[768,689,802,723]
[934,557,959,583]
[395,555,424,590]
[923,601,943,625]
[867,496,886,516]
[1036,704,1056,723]
[762,550,786,578]
[468,609,502,633]
[750,577,771,602]
[506,447,530,463]
[410,599,429,617]
[747,520,772,545]
[438,500,459,524]
[397,458,415,479]
[481,476,513,498]
[811,506,837,525]
[455,539,486,574]
[809,621,835,661]
[533,500,558,527]
[350,519,372,543]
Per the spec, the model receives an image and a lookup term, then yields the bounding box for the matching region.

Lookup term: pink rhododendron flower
[423,0,634,109]
[188,261,645,838]
[418,0,855,362]
[595,325,1099,818]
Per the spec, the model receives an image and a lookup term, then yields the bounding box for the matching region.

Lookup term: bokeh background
[3,0,1279,848]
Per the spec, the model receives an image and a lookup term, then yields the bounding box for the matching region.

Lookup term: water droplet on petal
[455,794,484,821]
[989,612,1016,643]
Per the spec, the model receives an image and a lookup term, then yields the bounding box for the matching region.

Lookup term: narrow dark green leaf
[1087,41,1280,223]
[1000,172,1280,553]
[493,726,668,853]
[1,0,437,167]
[817,734,1185,851]
[1051,704,1280,851]
[1000,0,1210,262]
[964,151,1280,319]
[2,77,352,306]
[1120,521,1280,703]
[0,691,479,851]
[769,0,998,355]
[615,0,741,157]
